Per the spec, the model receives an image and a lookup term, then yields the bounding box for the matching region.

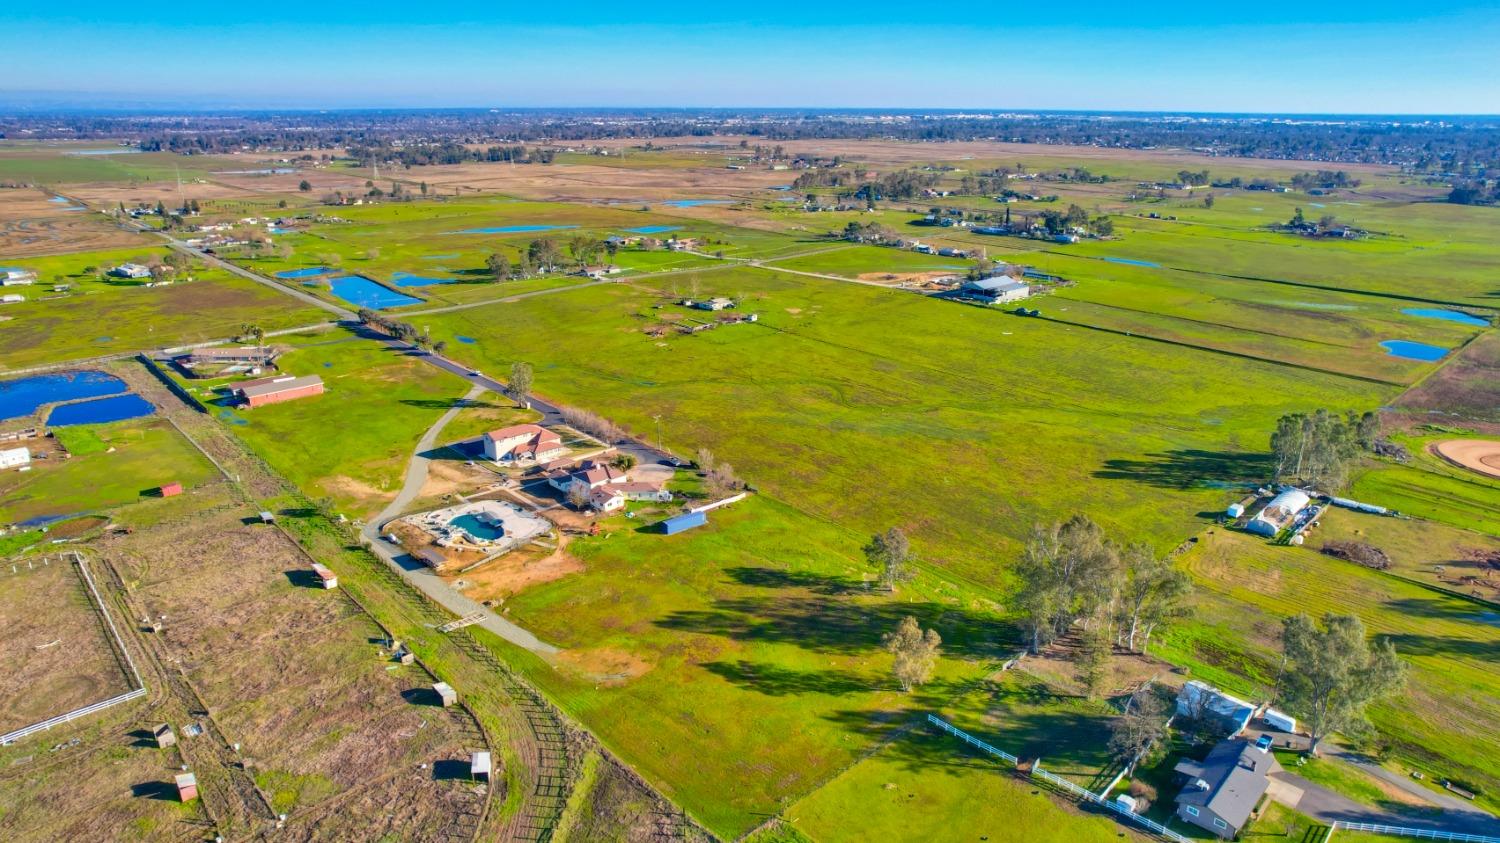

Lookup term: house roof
[186,345,275,360]
[484,423,558,444]
[1174,739,1279,828]
[966,277,1027,293]
[237,374,323,399]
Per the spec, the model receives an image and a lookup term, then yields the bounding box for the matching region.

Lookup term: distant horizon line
[0,98,1497,121]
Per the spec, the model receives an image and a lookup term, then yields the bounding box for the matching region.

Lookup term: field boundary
[1331,820,1500,842]
[927,715,1188,842]
[0,552,146,746]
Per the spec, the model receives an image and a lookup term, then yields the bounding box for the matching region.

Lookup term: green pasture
[782,726,1128,843]
[0,245,326,371]
[173,329,471,519]
[420,266,1386,585]
[0,143,224,184]
[763,243,976,278]
[1157,529,1500,814]
[484,489,1094,837]
[0,416,219,523]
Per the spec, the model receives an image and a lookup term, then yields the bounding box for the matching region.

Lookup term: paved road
[1327,744,1500,833]
[360,383,561,656]
[1272,769,1500,837]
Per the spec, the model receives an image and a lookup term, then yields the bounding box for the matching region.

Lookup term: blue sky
[3,2,1498,113]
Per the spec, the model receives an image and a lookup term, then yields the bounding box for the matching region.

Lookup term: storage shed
[660,511,707,535]
[311,563,338,589]
[433,682,458,707]
[1246,490,1311,537]
[471,751,492,782]
[158,482,183,498]
[1263,708,1297,733]
[175,772,198,802]
[153,723,176,748]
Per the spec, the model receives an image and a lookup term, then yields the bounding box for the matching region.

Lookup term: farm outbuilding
[1176,680,1256,735]
[660,511,707,535]
[471,751,492,782]
[311,563,338,589]
[175,772,198,802]
[0,447,30,470]
[1263,708,1297,733]
[158,482,183,497]
[234,374,325,408]
[1246,489,1311,537]
[433,682,458,707]
[152,723,176,748]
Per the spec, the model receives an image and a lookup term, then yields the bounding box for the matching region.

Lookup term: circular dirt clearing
[1433,439,1500,479]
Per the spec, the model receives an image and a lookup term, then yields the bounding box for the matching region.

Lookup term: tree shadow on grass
[724,566,869,596]
[656,595,1017,660]
[703,660,884,697]
[1095,449,1270,489]
[399,397,497,410]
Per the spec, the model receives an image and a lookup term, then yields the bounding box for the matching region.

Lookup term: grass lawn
[0,416,219,523]
[0,245,327,371]
[783,725,1130,843]
[482,492,1013,836]
[1243,801,1330,843]
[1273,750,1392,809]
[420,266,1388,587]
[174,329,472,519]
[1157,529,1500,814]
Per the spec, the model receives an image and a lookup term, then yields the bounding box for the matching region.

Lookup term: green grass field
[419,266,1387,586]
[169,329,471,519]
[0,245,326,370]
[1158,529,1500,813]
[0,416,219,523]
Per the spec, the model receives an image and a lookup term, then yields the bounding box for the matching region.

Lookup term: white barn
[961,277,1030,304]
[1246,489,1310,537]
[0,447,30,470]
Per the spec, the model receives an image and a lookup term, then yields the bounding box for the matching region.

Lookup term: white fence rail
[1332,821,1500,842]
[1032,763,1190,842]
[926,714,1018,763]
[0,688,147,745]
[0,553,148,746]
[926,715,1188,842]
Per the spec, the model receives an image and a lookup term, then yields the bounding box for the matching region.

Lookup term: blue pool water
[627,225,680,234]
[1401,308,1489,327]
[456,335,477,344]
[391,271,459,287]
[1308,202,1326,208]
[1102,257,1161,268]
[268,227,293,234]
[329,275,422,309]
[1381,340,1449,361]
[456,225,577,234]
[47,394,155,426]
[662,199,730,207]
[275,266,337,279]
[1,371,128,421]
[451,513,505,541]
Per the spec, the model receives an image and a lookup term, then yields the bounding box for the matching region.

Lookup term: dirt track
[1433,439,1500,479]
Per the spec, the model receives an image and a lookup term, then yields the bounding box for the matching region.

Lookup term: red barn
[158,482,183,497]
[233,374,325,408]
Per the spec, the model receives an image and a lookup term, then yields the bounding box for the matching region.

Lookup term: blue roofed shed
[660,511,707,535]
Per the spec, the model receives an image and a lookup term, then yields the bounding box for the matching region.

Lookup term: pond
[275,266,338,279]
[47,393,156,426]
[1102,257,1160,268]
[1401,308,1489,327]
[328,275,423,309]
[450,513,505,541]
[1381,340,1449,361]
[661,199,730,207]
[0,371,128,421]
[456,335,478,344]
[627,225,679,234]
[391,271,459,287]
[455,225,577,234]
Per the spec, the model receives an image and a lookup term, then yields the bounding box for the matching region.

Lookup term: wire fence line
[1331,821,1500,842]
[927,715,1190,842]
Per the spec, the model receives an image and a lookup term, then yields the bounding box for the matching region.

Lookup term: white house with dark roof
[482,424,565,463]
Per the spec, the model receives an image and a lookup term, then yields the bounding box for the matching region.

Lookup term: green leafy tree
[486,252,512,280]
[1109,685,1171,768]
[864,527,914,592]
[1079,626,1112,699]
[883,616,941,692]
[1115,544,1192,654]
[1280,613,1407,754]
[1016,515,1121,653]
[508,361,534,406]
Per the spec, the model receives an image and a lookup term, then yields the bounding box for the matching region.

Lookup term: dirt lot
[0,555,134,734]
[1432,439,1500,480]
[0,187,143,257]
[102,508,487,840]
